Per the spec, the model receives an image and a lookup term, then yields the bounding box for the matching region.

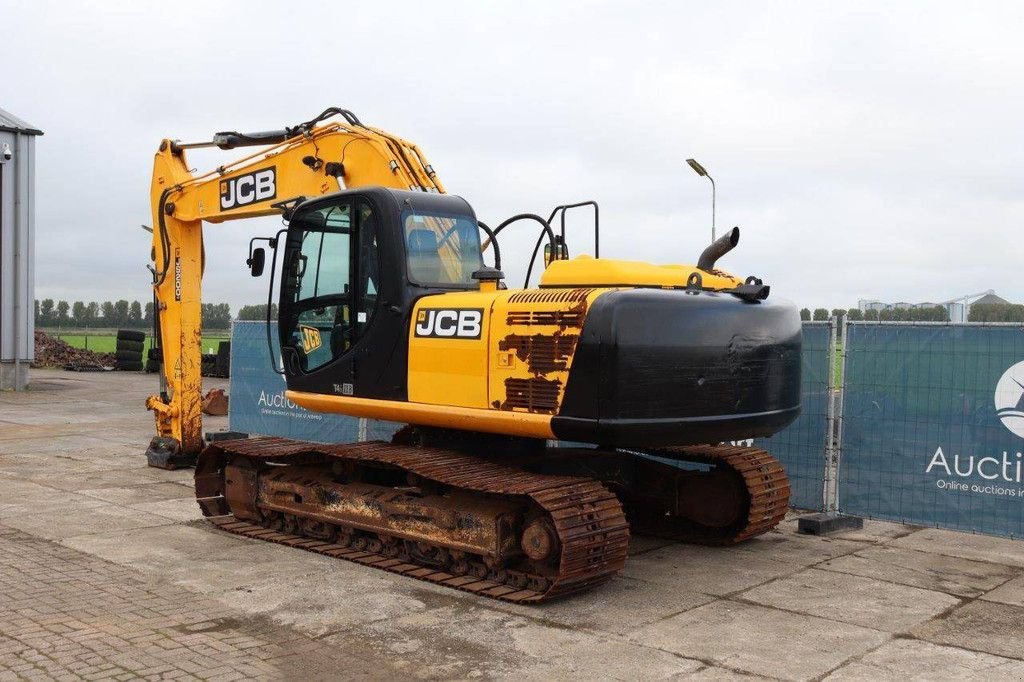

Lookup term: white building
[857,299,888,312]
[0,107,42,390]
[945,302,966,323]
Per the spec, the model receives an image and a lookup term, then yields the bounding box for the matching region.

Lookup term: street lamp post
[685,158,715,242]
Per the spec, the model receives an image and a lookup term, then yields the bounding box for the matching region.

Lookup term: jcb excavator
[146,108,800,602]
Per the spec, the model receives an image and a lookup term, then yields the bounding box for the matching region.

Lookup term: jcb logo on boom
[220,166,276,210]
[414,308,483,339]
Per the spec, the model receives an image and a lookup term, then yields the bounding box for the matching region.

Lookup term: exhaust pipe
[697,226,739,271]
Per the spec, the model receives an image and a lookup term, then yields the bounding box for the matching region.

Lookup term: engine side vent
[506,310,584,327]
[502,377,561,413]
[507,288,594,304]
[499,334,579,375]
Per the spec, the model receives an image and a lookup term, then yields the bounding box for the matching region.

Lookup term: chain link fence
[837,321,1024,537]
[226,318,1024,538]
[752,321,834,511]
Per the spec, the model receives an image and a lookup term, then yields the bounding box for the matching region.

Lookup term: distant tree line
[968,303,1024,322]
[237,304,279,320]
[799,306,951,322]
[35,299,233,330]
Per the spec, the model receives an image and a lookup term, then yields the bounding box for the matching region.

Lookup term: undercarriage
[195,431,789,603]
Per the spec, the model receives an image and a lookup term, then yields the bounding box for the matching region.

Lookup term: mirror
[247,247,266,277]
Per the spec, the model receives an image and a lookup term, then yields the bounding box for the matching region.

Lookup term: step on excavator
[145,108,801,602]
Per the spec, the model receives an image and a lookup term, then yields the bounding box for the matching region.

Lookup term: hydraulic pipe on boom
[144,110,444,468]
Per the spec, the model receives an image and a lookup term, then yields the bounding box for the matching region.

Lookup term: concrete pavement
[3,369,1024,680]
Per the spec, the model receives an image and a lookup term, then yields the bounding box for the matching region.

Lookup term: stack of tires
[215,341,231,378]
[145,347,162,374]
[199,341,231,378]
[201,353,218,377]
[115,330,146,372]
[142,343,229,377]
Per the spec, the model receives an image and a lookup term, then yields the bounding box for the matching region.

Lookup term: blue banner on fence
[229,321,403,443]
[751,322,831,511]
[840,323,1024,537]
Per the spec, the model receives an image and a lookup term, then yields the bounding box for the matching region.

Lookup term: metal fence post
[822,318,838,511]
[831,316,849,513]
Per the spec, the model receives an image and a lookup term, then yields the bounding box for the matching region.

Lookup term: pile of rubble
[32,330,115,370]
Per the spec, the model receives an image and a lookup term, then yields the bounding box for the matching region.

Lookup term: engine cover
[552,288,802,447]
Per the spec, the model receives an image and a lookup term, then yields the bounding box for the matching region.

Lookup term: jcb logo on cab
[220,166,276,210]
[299,325,322,353]
[415,309,483,339]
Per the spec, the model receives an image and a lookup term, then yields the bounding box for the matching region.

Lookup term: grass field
[42,330,230,356]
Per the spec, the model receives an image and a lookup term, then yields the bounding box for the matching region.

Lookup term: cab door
[279,198,380,393]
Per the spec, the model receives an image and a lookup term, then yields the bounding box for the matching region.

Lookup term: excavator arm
[145,109,445,466]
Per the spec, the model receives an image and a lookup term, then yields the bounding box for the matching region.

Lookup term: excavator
[145,108,801,603]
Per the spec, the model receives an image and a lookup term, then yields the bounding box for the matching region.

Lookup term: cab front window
[403,210,483,288]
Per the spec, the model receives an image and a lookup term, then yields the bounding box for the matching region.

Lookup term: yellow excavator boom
[146,109,444,464]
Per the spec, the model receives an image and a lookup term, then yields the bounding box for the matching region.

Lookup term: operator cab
[275,187,484,401]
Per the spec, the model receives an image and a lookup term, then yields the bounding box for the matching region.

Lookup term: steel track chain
[196,437,630,603]
[632,444,791,544]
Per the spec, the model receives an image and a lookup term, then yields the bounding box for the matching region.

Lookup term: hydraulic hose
[491,214,556,288]
[477,221,501,271]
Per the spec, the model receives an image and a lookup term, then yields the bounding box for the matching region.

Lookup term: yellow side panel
[407,287,615,416]
[407,292,496,408]
[540,255,743,290]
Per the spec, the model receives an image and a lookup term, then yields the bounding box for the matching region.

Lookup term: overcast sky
[3,1,1022,312]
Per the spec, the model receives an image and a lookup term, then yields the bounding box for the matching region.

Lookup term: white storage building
[0,107,42,390]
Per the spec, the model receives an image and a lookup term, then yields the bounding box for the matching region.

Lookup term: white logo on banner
[923,360,1024,500]
[995,360,1024,439]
